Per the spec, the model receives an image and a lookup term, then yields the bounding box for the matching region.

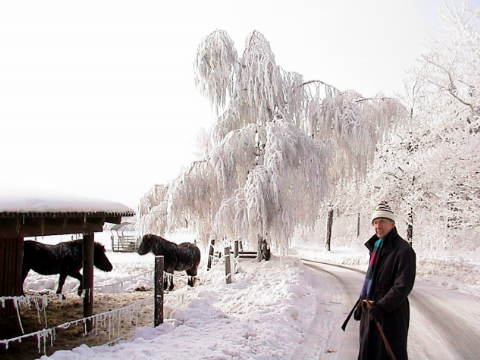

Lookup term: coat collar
[365,226,398,252]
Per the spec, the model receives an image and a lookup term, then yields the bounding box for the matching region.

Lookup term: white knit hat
[371,202,395,223]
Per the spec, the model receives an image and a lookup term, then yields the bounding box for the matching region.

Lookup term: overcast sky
[0,0,461,210]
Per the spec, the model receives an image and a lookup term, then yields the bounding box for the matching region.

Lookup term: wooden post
[0,223,24,319]
[154,256,164,327]
[233,240,239,273]
[357,212,360,238]
[256,235,262,262]
[207,239,215,271]
[224,246,232,284]
[326,208,333,252]
[234,240,239,258]
[83,233,94,332]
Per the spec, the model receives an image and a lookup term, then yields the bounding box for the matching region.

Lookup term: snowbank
[32,253,316,360]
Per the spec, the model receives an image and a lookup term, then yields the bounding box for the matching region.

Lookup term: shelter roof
[0,192,135,238]
[0,193,134,218]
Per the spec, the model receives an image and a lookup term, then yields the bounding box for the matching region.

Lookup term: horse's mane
[146,234,178,248]
[60,239,104,250]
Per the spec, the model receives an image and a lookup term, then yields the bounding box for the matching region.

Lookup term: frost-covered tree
[138,184,169,236]
[330,1,480,250]
[140,30,405,253]
[419,1,480,119]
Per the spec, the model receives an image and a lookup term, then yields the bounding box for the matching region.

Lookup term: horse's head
[94,243,113,272]
[137,234,155,255]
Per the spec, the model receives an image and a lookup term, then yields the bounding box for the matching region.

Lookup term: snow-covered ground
[16,231,480,359]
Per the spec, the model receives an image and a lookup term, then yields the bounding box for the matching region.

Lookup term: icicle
[43,301,48,328]
[42,330,47,354]
[36,332,41,354]
[14,297,25,334]
[116,311,121,338]
[111,312,115,339]
[95,316,98,335]
[33,298,41,324]
[108,312,112,340]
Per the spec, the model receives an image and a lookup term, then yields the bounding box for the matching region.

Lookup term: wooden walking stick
[362,300,397,360]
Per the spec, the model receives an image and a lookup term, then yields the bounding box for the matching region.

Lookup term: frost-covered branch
[354,96,395,103]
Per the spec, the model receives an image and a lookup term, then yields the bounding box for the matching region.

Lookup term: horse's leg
[186,268,197,287]
[69,271,83,296]
[56,273,67,294]
[167,271,174,291]
[21,266,30,295]
[163,270,170,291]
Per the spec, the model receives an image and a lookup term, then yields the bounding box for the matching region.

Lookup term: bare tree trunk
[407,207,413,246]
[257,235,262,262]
[326,208,333,251]
[407,176,415,247]
[357,212,360,238]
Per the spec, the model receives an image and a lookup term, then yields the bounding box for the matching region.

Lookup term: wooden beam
[105,216,122,224]
[0,217,104,238]
[0,214,120,238]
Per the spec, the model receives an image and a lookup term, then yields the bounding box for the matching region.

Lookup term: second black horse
[137,234,201,290]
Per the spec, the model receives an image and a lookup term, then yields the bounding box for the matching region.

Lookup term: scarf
[360,238,384,300]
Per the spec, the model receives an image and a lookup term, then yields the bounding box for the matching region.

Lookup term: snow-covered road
[301,260,480,360]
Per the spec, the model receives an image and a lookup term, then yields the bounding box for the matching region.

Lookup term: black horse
[137,234,201,290]
[22,239,113,295]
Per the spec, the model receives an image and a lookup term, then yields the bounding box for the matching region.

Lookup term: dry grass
[0,291,155,360]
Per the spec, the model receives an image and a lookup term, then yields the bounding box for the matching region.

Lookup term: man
[355,202,416,360]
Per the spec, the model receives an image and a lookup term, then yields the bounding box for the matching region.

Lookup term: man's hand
[369,304,384,320]
[362,300,384,320]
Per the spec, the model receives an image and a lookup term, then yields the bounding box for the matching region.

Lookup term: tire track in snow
[290,261,361,359]
[409,288,480,359]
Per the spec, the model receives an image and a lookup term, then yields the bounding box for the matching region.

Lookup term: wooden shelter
[0,193,135,329]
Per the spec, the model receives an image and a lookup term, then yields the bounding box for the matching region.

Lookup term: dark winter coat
[357,227,416,360]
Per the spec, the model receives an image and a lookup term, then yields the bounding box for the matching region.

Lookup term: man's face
[373,218,395,238]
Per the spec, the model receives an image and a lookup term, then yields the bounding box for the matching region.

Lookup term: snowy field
[15,231,480,359]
